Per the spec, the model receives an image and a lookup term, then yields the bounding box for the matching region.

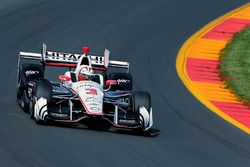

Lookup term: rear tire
[16,70,23,99]
[17,63,44,112]
[17,69,29,111]
[21,91,29,113]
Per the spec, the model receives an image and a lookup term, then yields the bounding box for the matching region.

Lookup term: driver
[77,65,94,81]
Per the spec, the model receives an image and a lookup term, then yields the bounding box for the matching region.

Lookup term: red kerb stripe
[186,58,222,83]
[203,18,250,40]
[211,101,250,128]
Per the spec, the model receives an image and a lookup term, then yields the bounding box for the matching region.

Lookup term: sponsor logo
[45,51,103,64]
[119,119,136,124]
[85,97,94,102]
[116,79,130,84]
[90,107,101,111]
[46,51,82,61]
[51,113,69,118]
[85,97,101,103]
[77,83,97,89]
[88,103,99,106]
[118,98,129,104]
[25,70,39,76]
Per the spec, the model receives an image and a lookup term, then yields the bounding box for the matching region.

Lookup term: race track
[0,0,250,166]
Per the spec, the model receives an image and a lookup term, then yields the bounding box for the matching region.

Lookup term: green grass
[220,27,250,103]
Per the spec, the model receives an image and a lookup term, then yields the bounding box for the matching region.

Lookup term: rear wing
[18,43,130,71]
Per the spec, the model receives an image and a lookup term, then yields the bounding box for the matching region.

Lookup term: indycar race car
[17,44,153,132]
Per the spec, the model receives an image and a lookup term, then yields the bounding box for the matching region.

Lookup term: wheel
[16,70,23,99]
[131,91,151,112]
[108,72,133,91]
[34,80,52,103]
[17,69,28,111]
[31,80,52,123]
[29,99,34,119]
[131,91,152,132]
[21,91,29,113]
[17,63,44,112]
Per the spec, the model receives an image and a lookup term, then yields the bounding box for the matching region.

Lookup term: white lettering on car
[116,79,130,84]
[25,70,39,76]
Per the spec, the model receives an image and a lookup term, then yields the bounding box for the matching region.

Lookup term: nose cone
[72,81,103,115]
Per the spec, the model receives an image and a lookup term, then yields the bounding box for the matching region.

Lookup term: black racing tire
[34,80,52,103]
[108,72,133,91]
[30,80,52,123]
[17,63,44,112]
[29,100,34,119]
[16,69,23,99]
[131,91,151,113]
[21,91,30,113]
[131,91,151,132]
[17,71,29,113]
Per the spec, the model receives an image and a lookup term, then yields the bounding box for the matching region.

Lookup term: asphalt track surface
[1,0,250,166]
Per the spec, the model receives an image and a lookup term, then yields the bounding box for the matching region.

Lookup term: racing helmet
[78,65,94,81]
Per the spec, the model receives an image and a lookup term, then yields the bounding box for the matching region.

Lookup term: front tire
[131,91,151,112]
[30,80,52,123]
[131,91,152,131]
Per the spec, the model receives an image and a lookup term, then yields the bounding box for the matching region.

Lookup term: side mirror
[58,75,71,81]
[106,80,117,86]
[70,72,77,82]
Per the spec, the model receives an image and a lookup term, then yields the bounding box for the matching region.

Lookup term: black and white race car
[17,44,153,132]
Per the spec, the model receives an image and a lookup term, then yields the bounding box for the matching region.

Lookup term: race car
[17,44,153,132]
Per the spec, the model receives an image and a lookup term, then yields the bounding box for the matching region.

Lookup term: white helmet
[78,65,94,81]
